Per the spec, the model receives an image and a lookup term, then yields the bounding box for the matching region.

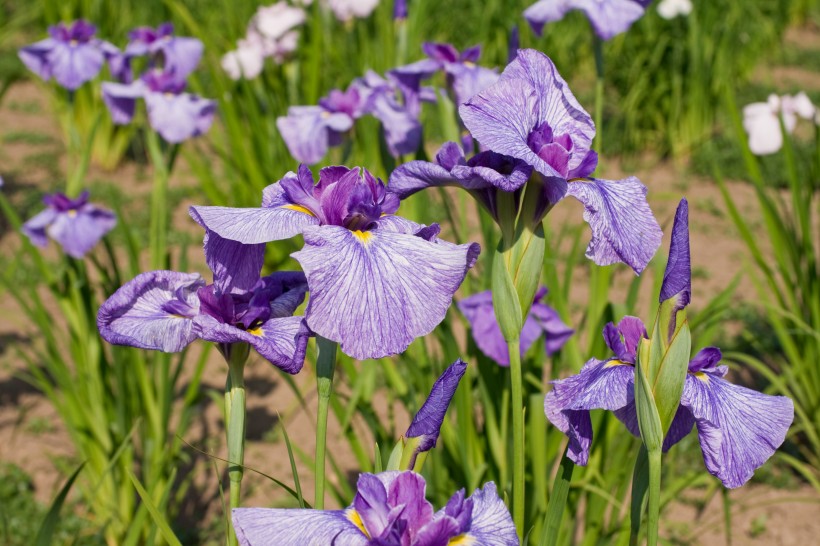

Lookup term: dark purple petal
[232,508,367,545]
[659,198,691,309]
[602,316,647,364]
[679,370,794,488]
[97,270,204,352]
[194,225,265,296]
[393,0,408,19]
[688,347,722,373]
[567,177,662,274]
[386,472,435,536]
[102,81,145,124]
[144,90,215,143]
[292,225,479,360]
[405,359,467,457]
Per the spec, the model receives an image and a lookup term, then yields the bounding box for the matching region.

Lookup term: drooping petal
[526,300,574,356]
[18,38,57,81]
[367,91,422,157]
[21,208,59,247]
[47,205,117,258]
[545,359,634,465]
[292,225,479,360]
[144,91,215,143]
[579,0,647,41]
[464,482,519,545]
[102,80,145,124]
[97,270,204,352]
[276,106,352,164]
[232,508,367,546]
[680,371,794,488]
[405,359,467,458]
[567,176,662,274]
[523,0,573,36]
[194,225,265,296]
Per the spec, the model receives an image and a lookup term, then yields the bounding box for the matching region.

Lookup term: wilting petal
[679,371,794,488]
[97,270,204,352]
[659,198,691,312]
[292,225,479,360]
[102,80,145,124]
[406,359,467,458]
[144,91,215,143]
[47,205,117,258]
[545,359,634,465]
[523,0,573,36]
[567,176,662,274]
[232,508,367,546]
[21,208,59,247]
[18,38,57,81]
[464,482,519,546]
[48,42,105,90]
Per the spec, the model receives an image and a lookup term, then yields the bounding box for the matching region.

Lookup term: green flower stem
[629,445,649,546]
[646,448,662,546]
[314,336,338,510]
[225,343,249,546]
[508,338,525,538]
[146,131,169,270]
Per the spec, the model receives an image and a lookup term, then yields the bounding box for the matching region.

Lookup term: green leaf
[540,448,575,546]
[491,243,524,342]
[127,471,183,546]
[635,343,663,453]
[34,462,85,546]
[650,319,691,434]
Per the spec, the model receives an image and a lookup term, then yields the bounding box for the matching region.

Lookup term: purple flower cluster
[233,471,518,545]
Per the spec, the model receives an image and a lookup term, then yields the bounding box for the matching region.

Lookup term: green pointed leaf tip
[386,438,405,471]
[509,222,546,320]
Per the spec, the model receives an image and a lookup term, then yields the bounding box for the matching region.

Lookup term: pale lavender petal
[523,0,573,36]
[47,205,117,258]
[189,201,319,245]
[21,208,59,247]
[97,270,204,352]
[680,371,794,488]
[578,0,647,41]
[48,42,105,90]
[155,36,203,81]
[292,225,479,360]
[567,176,662,274]
[458,290,510,366]
[446,63,499,106]
[367,92,422,157]
[102,80,145,124]
[464,482,518,546]
[144,91,215,143]
[232,508,367,546]
[18,38,57,81]
[277,106,352,164]
[406,359,467,456]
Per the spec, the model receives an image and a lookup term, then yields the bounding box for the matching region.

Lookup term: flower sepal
[645,313,691,437]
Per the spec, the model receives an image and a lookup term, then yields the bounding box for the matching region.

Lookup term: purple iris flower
[115,23,203,83]
[276,86,365,164]
[97,232,309,372]
[393,0,408,20]
[544,200,794,487]
[22,190,117,258]
[459,287,574,366]
[18,20,118,90]
[392,43,500,106]
[190,165,480,360]
[524,0,652,41]
[102,67,215,143]
[232,471,518,545]
[405,359,467,466]
[425,48,660,274]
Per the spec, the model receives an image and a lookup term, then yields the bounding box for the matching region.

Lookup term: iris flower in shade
[459,288,574,367]
[190,165,480,360]
[404,359,467,466]
[102,67,216,143]
[742,93,816,156]
[22,190,117,259]
[524,0,652,41]
[18,20,118,90]
[276,86,364,164]
[115,23,203,83]
[392,42,499,106]
[545,200,794,487]
[97,233,310,372]
[232,471,519,545]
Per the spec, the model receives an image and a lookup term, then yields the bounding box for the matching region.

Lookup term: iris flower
[18,20,118,90]
[113,23,203,83]
[742,93,816,156]
[544,200,794,487]
[102,67,216,143]
[232,471,518,545]
[22,190,117,259]
[391,49,661,274]
[524,0,652,41]
[97,231,309,372]
[191,165,479,360]
[276,86,364,164]
[459,288,573,366]
[657,0,692,19]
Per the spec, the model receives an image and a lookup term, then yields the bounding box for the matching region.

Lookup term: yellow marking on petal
[67,210,78,218]
[321,111,332,118]
[247,327,264,337]
[693,371,710,383]
[463,61,476,68]
[449,535,475,545]
[352,230,372,244]
[345,509,370,538]
[281,204,316,217]
[604,359,631,368]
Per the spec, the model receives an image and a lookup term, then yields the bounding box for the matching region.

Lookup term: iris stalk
[225,343,249,546]
[508,338,524,535]
[314,336,338,509]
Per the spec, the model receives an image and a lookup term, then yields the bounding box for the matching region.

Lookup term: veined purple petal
[659,199,691,311]
[545,358,634,465]
[97,270,204,352]
[386,472,435,537]
[567,176,662,274]
[46,204,117,258]
[232,508,367,546]
[463,482,519,546]
[292,225,479,360]
[679,369,794,488]
[405,359,467,458]
[144,90,215,143]
[193,224,265,296]
[102,80,145,124]
[602,316,647,364]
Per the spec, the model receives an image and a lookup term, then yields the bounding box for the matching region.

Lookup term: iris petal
[232,508,367,546]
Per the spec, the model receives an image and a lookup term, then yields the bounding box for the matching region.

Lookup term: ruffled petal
[97,270,204,352]
[680,371,794,488]
[144,91,215,143]
[567,177,662,274]
[232,508,367,546]
[292,225,479,359]
[464,482,519,546]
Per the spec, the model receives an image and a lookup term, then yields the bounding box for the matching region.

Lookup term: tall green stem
[225,344,249,546]
[146,131,169,270]
[646,448,662,546]
[508,338,525,537]
[314,336,338,509]
[592,34,605,157]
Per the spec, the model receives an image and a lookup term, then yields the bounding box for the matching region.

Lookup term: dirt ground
[1,24,819,544]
